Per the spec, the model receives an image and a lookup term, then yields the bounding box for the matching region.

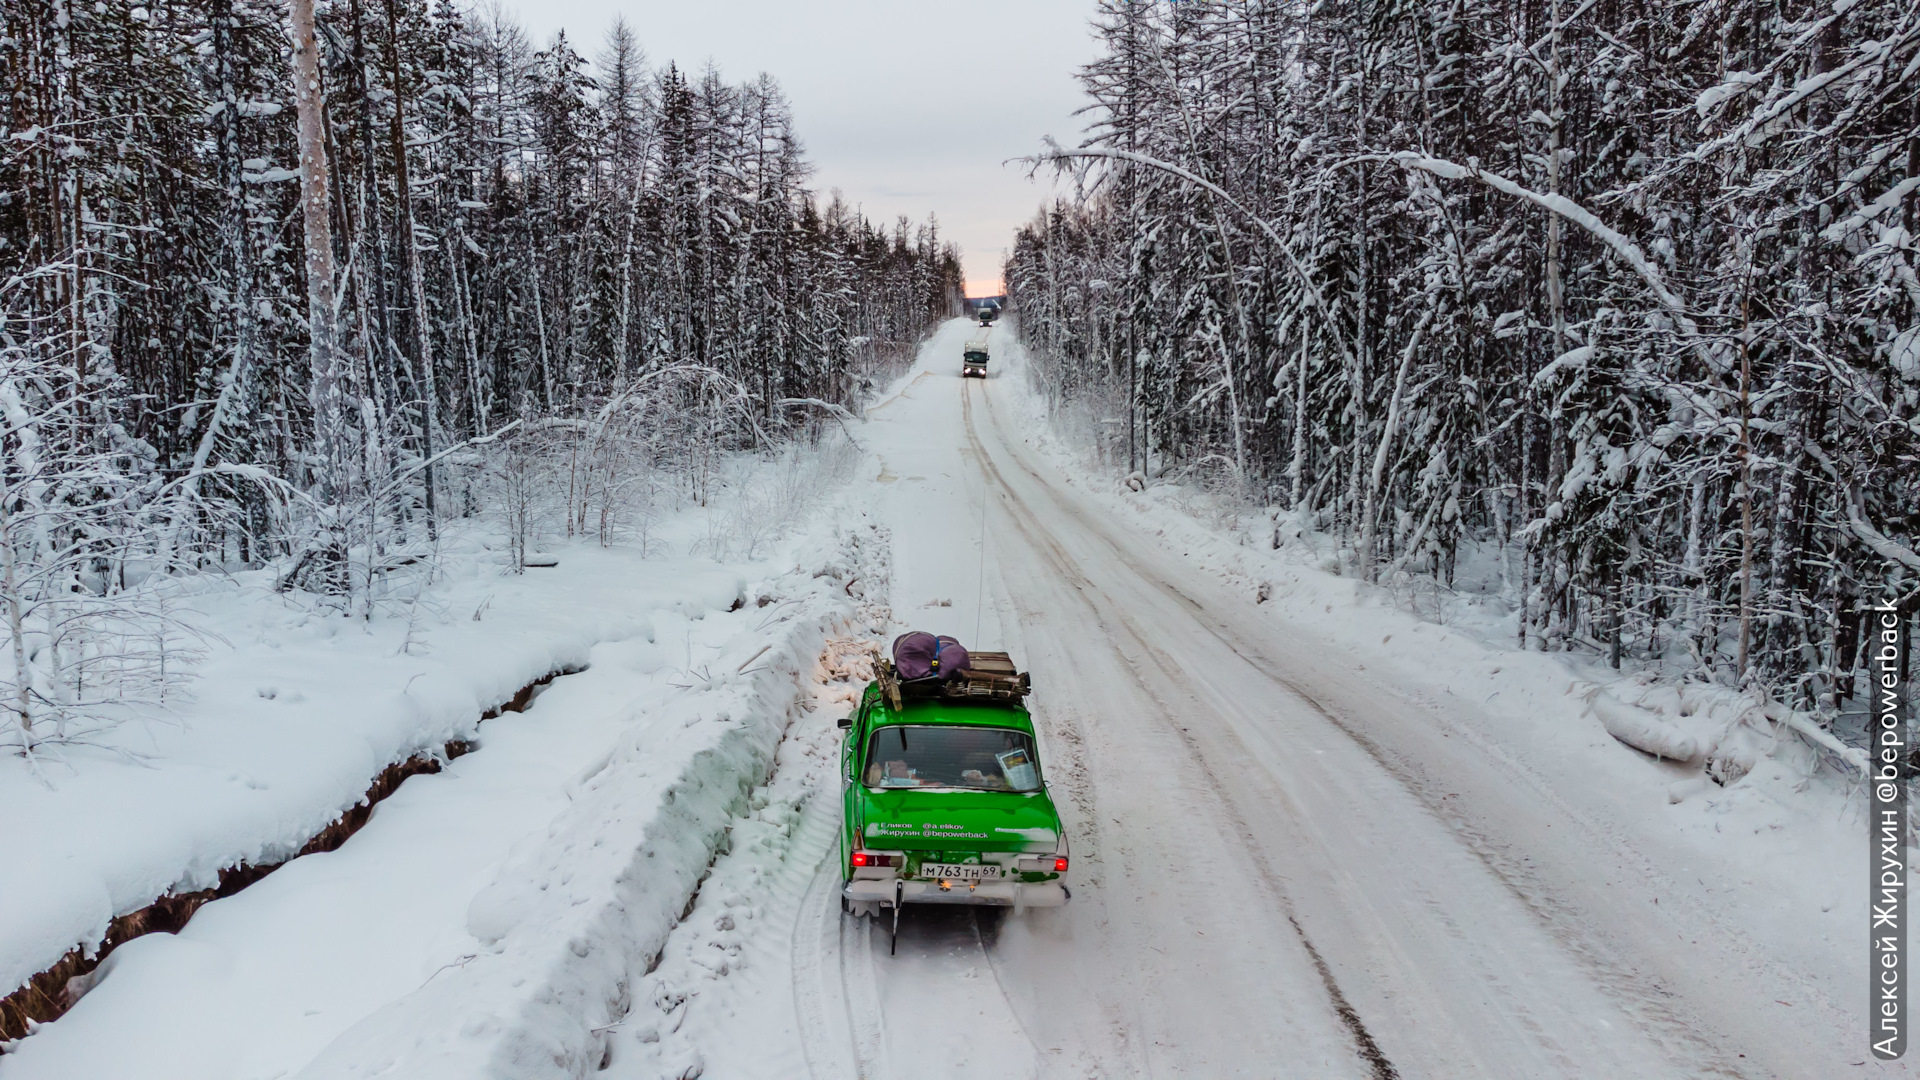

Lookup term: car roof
[866,693,1035,735]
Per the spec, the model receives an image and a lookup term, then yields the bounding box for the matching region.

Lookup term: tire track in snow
[792,833,885,1079]
[968,474,1153,1078]
[961,380,1400,1080]
[965,389,1165,1077]
[970,374,1749,1079]
[963,909,1056,1067]
[789,809,847,1077]
[833,880,889,1077]
[782,516,1029,1080]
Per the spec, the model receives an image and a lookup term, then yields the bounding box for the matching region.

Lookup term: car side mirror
[837,716,852,729]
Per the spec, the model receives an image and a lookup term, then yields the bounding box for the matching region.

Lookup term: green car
[838,658,1070,947]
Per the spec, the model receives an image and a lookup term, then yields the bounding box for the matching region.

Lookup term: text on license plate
[919,863,1001,880]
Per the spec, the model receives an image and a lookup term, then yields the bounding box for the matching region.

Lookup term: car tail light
[852,851,896,868]
[851,851,870,867]
[1054,857,1069,872]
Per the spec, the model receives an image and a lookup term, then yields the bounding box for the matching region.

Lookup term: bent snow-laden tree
[0,0,962,751]
[1007,0,1920,707]
[0,314,200,755]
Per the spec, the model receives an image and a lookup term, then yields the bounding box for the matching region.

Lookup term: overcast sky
[496,1,1101,296]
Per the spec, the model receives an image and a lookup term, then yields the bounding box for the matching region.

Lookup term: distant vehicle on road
[962,337,989,378]
[839,647,1067,954]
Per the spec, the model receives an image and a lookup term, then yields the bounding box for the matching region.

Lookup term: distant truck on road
[962,336,990,378]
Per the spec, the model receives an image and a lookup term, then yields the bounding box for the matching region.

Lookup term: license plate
[919,863,1001,880]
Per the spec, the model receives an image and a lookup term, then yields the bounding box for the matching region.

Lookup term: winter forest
[0,0,962,751]
[2,0,1916,1070]
[1006,0,1920,704]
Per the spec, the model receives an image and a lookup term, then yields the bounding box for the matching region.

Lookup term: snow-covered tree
[0,1,963,751]
[1008,0,1920,703]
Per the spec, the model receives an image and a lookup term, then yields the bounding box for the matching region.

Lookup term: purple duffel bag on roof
[892,631,970,681]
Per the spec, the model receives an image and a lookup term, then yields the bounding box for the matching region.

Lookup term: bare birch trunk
[1288,333,1308,510]
[1684,470,1707,660]
[1736,286,1754,682]
[289,0,346,506]
[446,221,486,435]
[616,153,651,385]
[1359,322,1426,581]
[1519,415,1534,648]
[0,492,33,745]
[1545,0,1568,368]
[526,222,554,411]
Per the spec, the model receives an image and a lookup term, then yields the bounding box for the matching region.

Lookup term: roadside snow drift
[295,543,859,1080]
[0,541,735,1007]
[0,512,886,1080]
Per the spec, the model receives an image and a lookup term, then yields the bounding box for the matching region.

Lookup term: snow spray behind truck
[837,638,1068,953]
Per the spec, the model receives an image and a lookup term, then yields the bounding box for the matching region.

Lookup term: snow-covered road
[6,318,1872,1079]
[623,318,1869,1080]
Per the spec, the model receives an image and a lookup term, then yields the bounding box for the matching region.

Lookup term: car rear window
[863,725,1041,792]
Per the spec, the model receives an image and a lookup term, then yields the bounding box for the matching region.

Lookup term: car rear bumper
[844,878,1068,908]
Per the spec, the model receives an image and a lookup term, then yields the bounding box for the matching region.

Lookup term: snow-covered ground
[0,451,885,1076]
[599,318,1899,1079]
[1,544,723,998]
[2,317,1899,1079]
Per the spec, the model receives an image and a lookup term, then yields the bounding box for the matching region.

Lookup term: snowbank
[608,579,890,1080]
[0,508,888,1079]
[0,540,752,1006]
[289,520,884,1080]
[294,596,841,1076]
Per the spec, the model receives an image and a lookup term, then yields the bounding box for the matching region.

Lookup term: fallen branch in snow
[1587,689,1703,764]
[1753,698,1872,780]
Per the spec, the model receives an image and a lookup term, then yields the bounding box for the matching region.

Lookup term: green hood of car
[856,787,1061,852]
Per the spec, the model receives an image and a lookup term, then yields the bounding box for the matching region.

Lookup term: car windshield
[863,725,1041,792]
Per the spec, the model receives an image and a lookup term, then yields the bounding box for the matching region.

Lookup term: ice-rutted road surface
[632,317,1856,1080]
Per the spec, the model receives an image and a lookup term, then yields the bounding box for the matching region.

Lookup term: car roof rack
[877,651,1031,712]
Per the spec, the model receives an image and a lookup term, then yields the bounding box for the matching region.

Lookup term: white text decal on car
[866,822,990,840]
